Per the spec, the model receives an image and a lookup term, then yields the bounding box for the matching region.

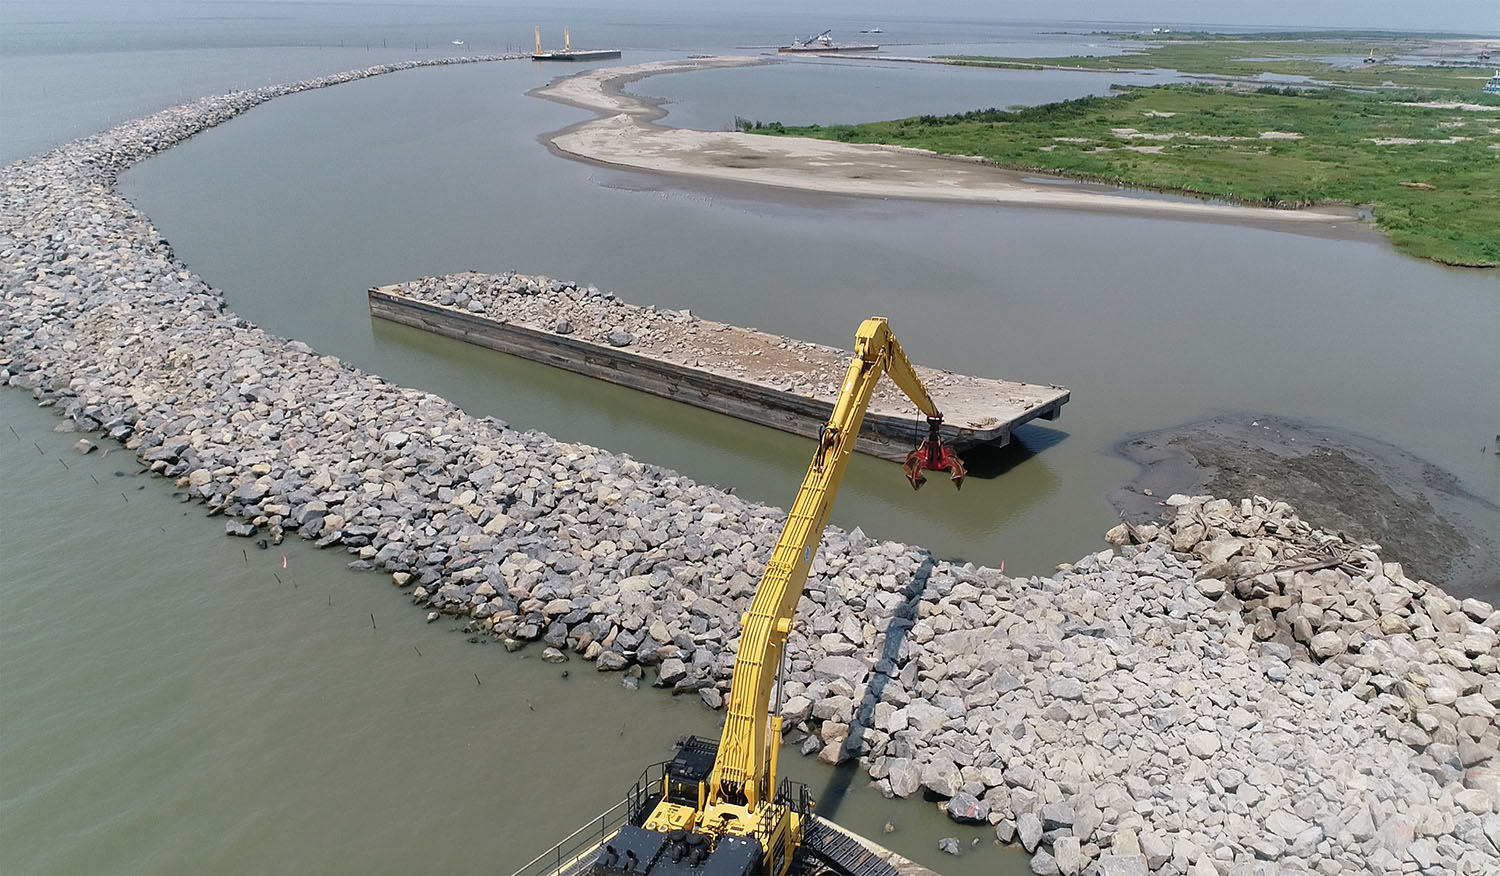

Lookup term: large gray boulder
[1095,854,1148,876]
[225,519,258,537]
[1029,849,1059,875]
[886,758,921,798]
[921,754,963,798]
[1018,812,1043,852]
[945,790,989,824]
[1052,837,1084,875]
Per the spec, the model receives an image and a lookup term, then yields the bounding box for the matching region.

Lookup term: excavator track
[797,818,901,876]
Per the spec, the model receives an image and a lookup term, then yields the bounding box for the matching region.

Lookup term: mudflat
[1112,415,1500,602]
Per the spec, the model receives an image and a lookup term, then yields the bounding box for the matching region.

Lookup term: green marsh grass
[762,85,1500,266]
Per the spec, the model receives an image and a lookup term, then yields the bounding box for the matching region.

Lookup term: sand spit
[534,57,1361,229]
[2,60,1497,875]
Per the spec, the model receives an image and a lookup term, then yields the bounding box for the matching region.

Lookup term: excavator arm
[707,318,957,815]
[615,318,963,876]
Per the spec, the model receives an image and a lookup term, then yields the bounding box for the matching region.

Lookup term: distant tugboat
[778,30,878,54]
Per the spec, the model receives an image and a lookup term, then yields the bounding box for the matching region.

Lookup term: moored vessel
[367,272,1068,462]
[532,26,622,61]
[778,30,878,54]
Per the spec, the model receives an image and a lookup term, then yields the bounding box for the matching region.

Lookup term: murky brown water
[5,20,1498,876]
[0,396,1022,874]
[118,60,1499,572]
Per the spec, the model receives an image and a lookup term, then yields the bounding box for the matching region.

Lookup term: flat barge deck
[533,49,622,61]
[368,272,1068,462]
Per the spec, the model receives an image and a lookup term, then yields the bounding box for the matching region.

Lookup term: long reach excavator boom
[529,318,963,876]
[701,317,960,829]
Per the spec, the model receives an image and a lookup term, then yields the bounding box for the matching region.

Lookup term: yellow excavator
[520,318,964,876]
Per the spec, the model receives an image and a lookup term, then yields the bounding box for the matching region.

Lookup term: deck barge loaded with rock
[368,272,1068,462]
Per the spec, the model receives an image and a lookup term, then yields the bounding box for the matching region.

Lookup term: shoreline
[3,59,1497,874]
[531,56,1373,236]
[1110,415,1500,603]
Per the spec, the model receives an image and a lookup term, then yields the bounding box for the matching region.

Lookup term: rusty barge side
[368,285,1067,462]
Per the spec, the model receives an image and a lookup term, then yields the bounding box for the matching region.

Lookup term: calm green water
[118,60,1500,581]
[0,397,1015,874]
[5,4,1498,875]
[636,59,1187,130]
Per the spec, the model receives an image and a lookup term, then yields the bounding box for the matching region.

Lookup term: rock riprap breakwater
[2,64,1497,876]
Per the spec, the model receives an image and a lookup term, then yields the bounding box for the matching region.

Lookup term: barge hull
[369,284,1067,462]
[533,49,622,61]
[778,45,880,53]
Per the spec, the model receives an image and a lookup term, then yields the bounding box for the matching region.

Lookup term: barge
[368,272,1068,462]
[779,31,879,54]
[533,26,621,61]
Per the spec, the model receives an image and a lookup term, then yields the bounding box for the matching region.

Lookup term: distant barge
[368,273,1067,462]
[533,26,621,61]
[779,30,878,54]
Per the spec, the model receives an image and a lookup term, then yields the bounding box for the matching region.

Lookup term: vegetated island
[537,57,1361,232]
[748,32,1500,267]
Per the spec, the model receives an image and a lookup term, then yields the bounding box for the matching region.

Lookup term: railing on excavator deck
[509,762,668,876]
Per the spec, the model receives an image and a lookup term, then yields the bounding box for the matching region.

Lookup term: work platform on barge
[533,26,621,61]
[779,31,879,54]
[368,273,1067,462]
[509,737,939,876]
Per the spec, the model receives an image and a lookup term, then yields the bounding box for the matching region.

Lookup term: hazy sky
[235,1,1498,35]
[928,1,1493,33]
[710,1,1498,33]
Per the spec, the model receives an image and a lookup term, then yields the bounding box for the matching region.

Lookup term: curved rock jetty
[370,272,1068,461]
[2,63,1497,875]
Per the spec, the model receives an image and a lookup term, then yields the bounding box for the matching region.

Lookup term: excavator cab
[598,735,809,876]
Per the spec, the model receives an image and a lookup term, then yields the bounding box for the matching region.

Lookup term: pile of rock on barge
[1,56,1497,876]
[368,272,1068,462]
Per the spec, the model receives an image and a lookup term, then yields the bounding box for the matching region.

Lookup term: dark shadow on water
[958,423,1069,481]
[813,553,935,821]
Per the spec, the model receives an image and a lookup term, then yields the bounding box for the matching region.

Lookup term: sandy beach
[533,56,1365,230]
